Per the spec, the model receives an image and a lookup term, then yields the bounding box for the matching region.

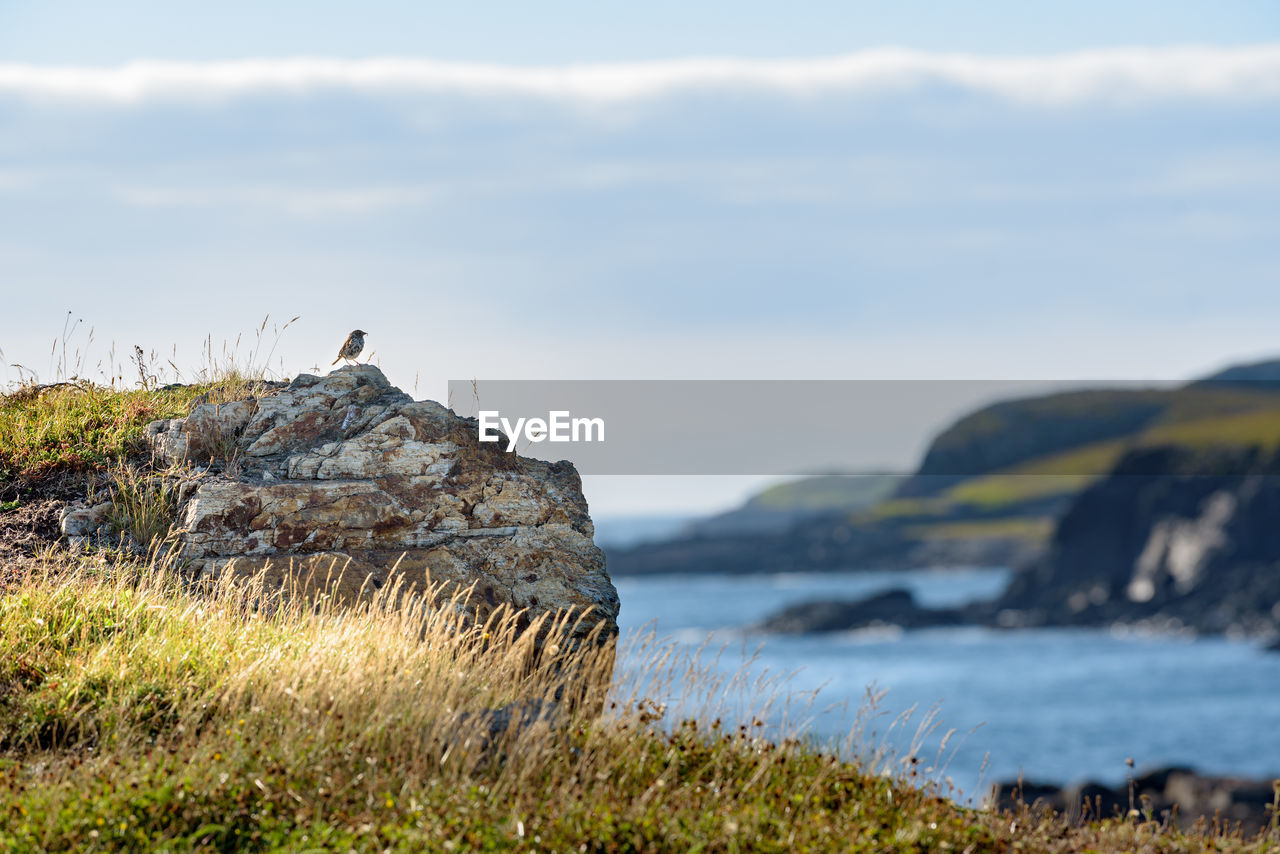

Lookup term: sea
[606,561,1280,803]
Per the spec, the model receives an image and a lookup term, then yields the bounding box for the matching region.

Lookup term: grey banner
[441,379,1280,476]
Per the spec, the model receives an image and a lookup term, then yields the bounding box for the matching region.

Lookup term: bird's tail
[331,356,341,365]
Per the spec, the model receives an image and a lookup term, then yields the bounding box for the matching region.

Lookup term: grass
[1139,408,1280,452]
[942,475,1089,509]
[862,496,955,521]
[0,374,267,483]
[875,404,1280,522]
[1,312,297,483]
[0,561,1276,852]
[103,461,184,548]
[747,475,900,512]
[0,382,200,480]
[904,517,1057,543]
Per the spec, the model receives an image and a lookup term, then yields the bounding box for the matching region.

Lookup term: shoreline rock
[606,516,1046,578]
[988,447,1280,641]
[990,766,1279,834]
[754,447,1280,644]
[753,588,963,634]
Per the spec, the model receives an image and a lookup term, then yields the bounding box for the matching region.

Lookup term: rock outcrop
[753,588,962,634]
[142,365,619,644]
[756,446,1280,642]
[992,446,1280,639]
[990,766,1279,834]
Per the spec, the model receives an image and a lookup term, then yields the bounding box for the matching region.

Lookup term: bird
[331,329,367,366]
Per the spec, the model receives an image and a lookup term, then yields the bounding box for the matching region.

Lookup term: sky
[2,2,1277,62]
[2,2,1279,516]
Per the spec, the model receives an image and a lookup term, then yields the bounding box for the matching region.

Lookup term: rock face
[992,446,1280,639]
[756,446,1280,642]
[145,365,619,644]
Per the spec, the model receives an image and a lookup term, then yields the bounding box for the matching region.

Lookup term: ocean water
[611,569,1280,802]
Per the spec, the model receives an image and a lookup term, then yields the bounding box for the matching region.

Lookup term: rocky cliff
[135,365,618,643]
[992,445,1280,638]
[758,445,1280,642]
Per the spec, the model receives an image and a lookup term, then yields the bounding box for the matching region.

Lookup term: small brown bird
[331,329,367,366]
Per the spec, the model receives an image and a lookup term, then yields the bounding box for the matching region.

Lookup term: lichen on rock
[145,365,619,644]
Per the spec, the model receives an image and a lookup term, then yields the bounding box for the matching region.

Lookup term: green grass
[1,563,1275,852]
[0,374,264,482]
[1154,386,1280,425]
[883,403,1280,521]
[905,517,1057,543]
[939,439,1128,510]
[862,496,955,521]
[747,475,900,512]
[1139,408,1280,452]
[943,475,1089,509]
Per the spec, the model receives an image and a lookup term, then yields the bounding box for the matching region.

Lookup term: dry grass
[0,559,1276,852]
[102,461,184,549]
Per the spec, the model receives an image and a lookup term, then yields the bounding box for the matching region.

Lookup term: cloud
[1,46,1279,107]
[112,184,436,216]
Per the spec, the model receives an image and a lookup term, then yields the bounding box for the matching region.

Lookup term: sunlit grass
[943,475,1085,508]
[0,382,202,480]
[1139,408,1280,452]
[749,475,899,512]
[905,517,1056,543]
[862,496,954,521]
[0,561,1275,851]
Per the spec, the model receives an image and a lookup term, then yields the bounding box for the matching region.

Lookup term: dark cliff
[991,445,1280,637]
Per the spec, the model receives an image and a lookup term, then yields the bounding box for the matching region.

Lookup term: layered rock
[143,365,619,643]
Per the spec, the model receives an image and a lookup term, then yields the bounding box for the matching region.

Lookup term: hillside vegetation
[0,561,1276,852]
[0,374,267,488]
[844,380,1280,551]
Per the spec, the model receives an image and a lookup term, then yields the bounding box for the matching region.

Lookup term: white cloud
[112,184,436,216]
[1,46,1279,106]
